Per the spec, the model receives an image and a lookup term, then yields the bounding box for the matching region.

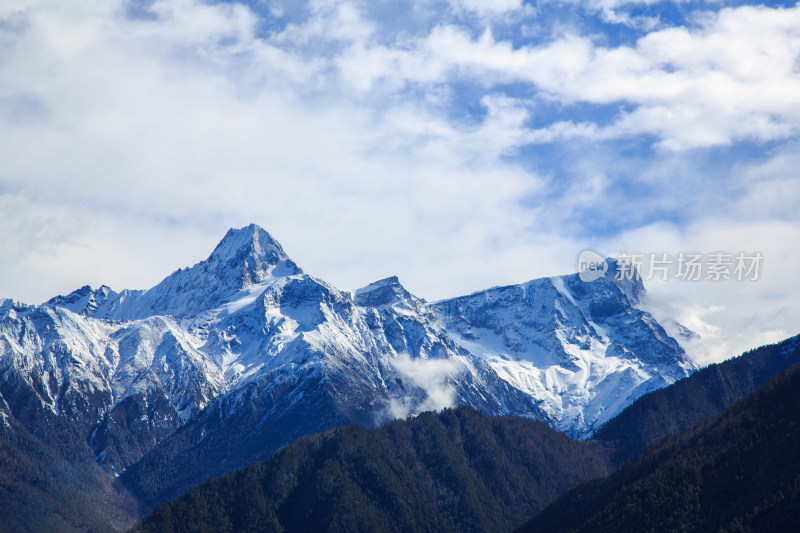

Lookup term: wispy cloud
[384,353,461,419]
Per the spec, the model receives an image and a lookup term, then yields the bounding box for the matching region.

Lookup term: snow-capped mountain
[45,224,302,320]
[0,224,694,509]
[0,301,225,472]
[433,263,695,434]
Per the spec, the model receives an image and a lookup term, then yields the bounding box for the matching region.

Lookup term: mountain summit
[206,224,302,287]
[47,224,303,320]
[5,223,695,512]
[128,223,303,318]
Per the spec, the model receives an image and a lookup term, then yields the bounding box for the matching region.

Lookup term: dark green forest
[134,408,610,533]
[0,413,136,532]
[518,360,800,533]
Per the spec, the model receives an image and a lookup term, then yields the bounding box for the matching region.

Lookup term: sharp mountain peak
[199,224,303,286]
[211,224,286,261]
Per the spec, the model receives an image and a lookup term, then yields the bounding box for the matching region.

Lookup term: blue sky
[1,0,799,364]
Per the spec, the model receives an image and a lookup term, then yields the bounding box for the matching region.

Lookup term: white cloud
[447,0,526,16]
[272,0,374,47]
[0,191,220,304]
[600,218,800,366]
[323,4,800,149]
[0,0,798,369]
[387,353,461,418]
[0,0,549,304]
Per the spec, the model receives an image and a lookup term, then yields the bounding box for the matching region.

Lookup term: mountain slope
[433,264,694,436]
[0,389,138,531]
[120,273,547,510]
[592,333,800,463]
[132,334,800,533]
[0,301,224,476]
[518,359,800,533]
[134,407,612,533]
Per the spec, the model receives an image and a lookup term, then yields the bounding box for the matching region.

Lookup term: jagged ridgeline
[1,224,694,524]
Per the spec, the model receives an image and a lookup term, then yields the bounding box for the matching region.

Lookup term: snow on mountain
[120,265,551,507]
[1,224,695,484]
[432,263,695,435]
[0,300,226,472]
[0,303,115,424]
[45,224,302,321]
[44,284,118,316]
[354,276,422,311]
